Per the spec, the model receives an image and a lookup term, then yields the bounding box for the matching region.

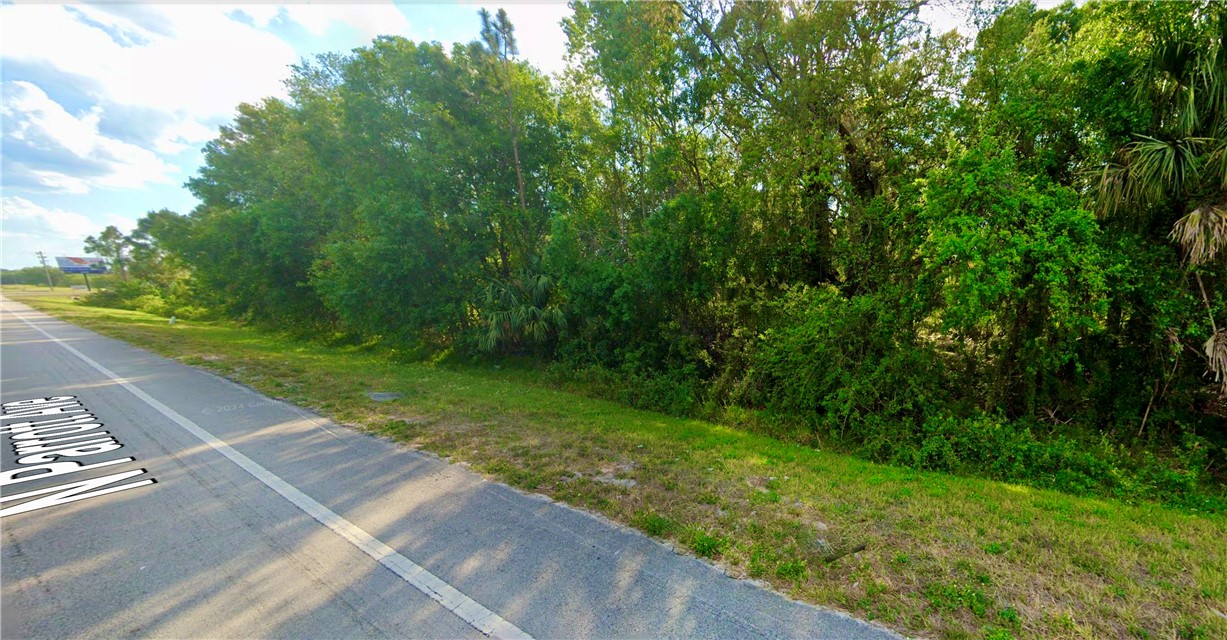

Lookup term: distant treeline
[0,267,115,288]
[89,2,1226,507]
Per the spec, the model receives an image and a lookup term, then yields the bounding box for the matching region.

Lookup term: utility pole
[35,251,54,290]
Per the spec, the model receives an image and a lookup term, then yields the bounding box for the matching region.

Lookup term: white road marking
[6,306,532,640]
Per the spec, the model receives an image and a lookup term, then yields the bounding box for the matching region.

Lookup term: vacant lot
[9,290,1224,640]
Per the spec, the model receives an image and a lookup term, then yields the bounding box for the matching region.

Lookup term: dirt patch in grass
[12,293,1226,640]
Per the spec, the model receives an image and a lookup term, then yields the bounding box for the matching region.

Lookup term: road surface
[1,297,897,639]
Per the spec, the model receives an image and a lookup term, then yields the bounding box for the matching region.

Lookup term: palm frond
[478,269,565,352]
[1205,135,1227,190]
[1090,162,1128,218]
[1170,203,1227,266]
[1205,328,1227,397]
[1178,82,1200,135]
[1115,135,1209,207]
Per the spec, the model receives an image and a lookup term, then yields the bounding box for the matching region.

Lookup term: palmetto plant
[1094,7,1226,215]
[480,270,566,353]
[1093,3,1227,395]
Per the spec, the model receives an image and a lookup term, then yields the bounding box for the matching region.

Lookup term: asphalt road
[0,297,898,639]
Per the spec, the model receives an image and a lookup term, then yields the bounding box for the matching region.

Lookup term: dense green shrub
[79,281,156,311]
[132,294,170,316]
[544,361,702,417]
[741,285,948,430]
[171,305,214,321]
[857,413,1222,511]
[78,279,218,321]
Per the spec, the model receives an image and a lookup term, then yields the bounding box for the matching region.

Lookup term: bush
[171,305,214,321]
[859,412,1224,510]
[617,366,701,417]
[743,285,948,434]
[727,282,1224,510]
[545,361,701,417]
[79,281,154,311]
[132,294,170,316]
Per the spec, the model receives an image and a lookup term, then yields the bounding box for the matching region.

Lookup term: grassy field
[6,288,1225,640]
[1,285,84,296]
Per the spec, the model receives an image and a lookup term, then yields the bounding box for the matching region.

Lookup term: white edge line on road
[6,305,532,640]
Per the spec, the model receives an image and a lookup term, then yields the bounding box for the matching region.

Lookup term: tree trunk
[501,55,528,217]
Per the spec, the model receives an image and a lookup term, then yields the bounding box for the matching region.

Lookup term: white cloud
[2,4,300,118]
[229,5,283,30]
[0,1,573,264]
[0,196,101,266]
[0,2,428,187]
[1,3,422,120]
[153,117,218,156]
[21,171,89,195]
[461,2,572,78]
[508,3,572,78]
[223,3,412,40]
[1,196,95,238]
[2,81,179,193]
[0,3,359,196]
[4,83,99,158]
[283,4,413,40]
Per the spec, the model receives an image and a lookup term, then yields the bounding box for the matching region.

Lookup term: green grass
[9,290,1226,640]
[1,285,85,297]
[631,510,678,536]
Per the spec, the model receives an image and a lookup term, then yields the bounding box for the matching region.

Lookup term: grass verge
[7,289,1226,640]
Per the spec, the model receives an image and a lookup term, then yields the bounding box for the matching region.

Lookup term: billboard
[55,257,109,274]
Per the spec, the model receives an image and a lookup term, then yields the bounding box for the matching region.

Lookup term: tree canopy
[94,1,1226,507]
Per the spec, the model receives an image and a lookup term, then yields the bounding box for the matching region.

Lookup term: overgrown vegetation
[80,2,1225,508]
[8,291,1224,640]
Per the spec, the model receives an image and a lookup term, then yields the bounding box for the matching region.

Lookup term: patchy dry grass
[9,292,1226,640]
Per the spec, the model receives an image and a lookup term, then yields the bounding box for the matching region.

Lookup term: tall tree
[480,9,529,221]
[83,225,130,281]
[183,97,339,323]
[127,209,190,294]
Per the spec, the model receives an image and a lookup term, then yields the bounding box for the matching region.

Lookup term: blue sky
[1,1,991,270]
[0,1,573,269]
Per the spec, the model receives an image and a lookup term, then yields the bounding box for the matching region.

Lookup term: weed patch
[631,511,677,537]
[686,528,729,559]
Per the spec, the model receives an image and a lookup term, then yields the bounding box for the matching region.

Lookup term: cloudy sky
[0,1,988,270]
[0,1,574,269]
